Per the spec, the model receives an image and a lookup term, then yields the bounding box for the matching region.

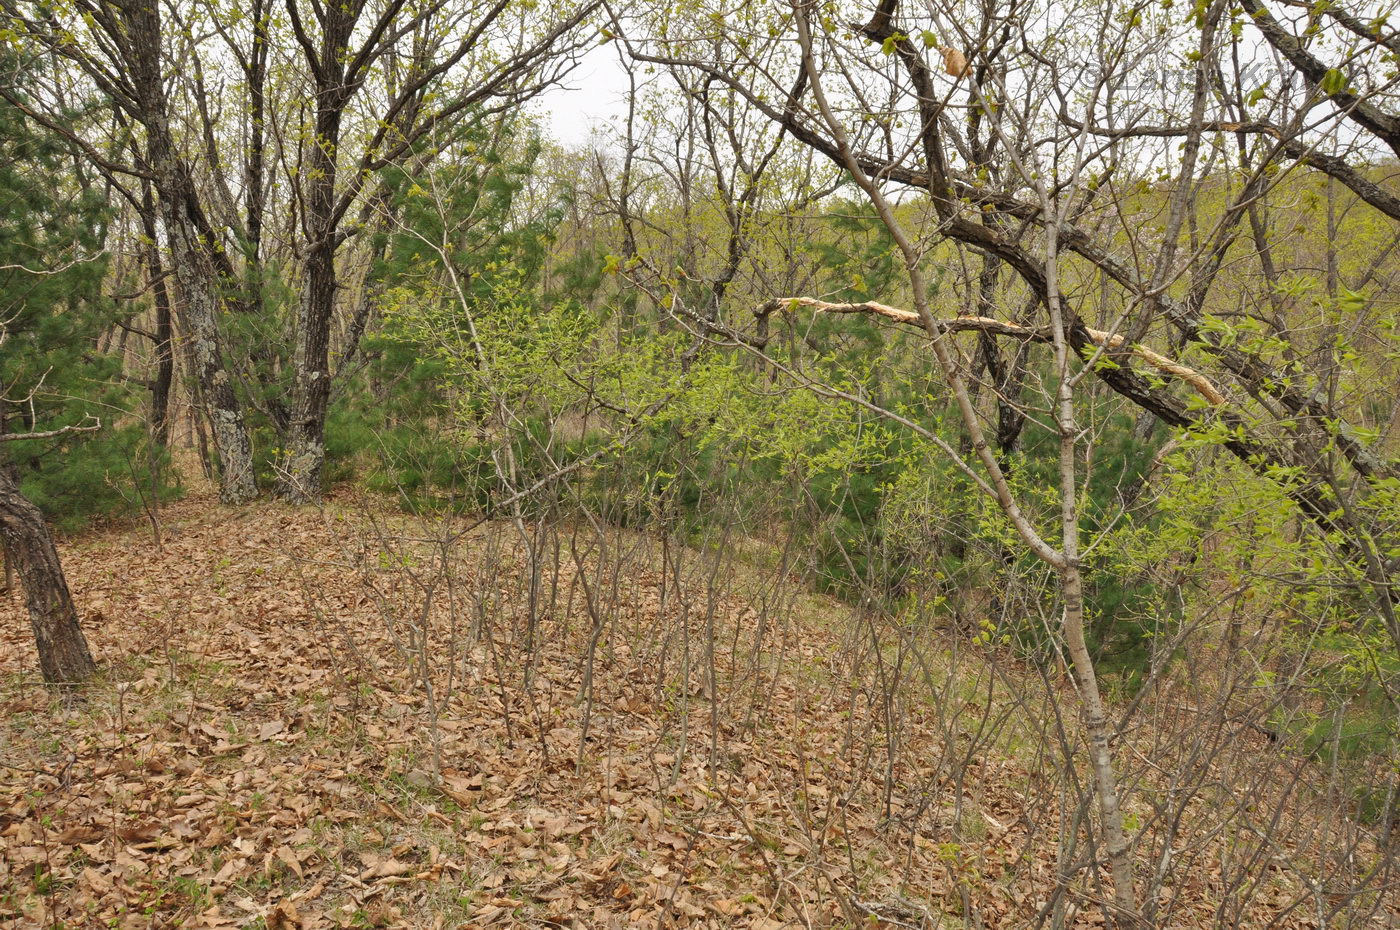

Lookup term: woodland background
[2,0,1400,927]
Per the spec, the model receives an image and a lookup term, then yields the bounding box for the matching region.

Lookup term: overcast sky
[532,44,633,147]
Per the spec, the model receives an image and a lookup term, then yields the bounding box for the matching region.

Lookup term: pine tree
[0,52,114,685]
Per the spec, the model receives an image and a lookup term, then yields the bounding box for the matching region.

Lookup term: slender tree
[274,0,601,501]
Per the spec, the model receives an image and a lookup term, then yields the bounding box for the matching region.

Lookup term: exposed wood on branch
[757,297,1227,405]
[0,419,102,443]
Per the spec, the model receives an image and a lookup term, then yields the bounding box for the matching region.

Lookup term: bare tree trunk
[277,3,352,504]
[0,467,95,686]
[1043,222,1140,924]
[1060,490,1139,923]
[124,0,257,504]
[279,242,335,502]
[140,184,175,448]
[157,181,258,504]
[150,273,175,449]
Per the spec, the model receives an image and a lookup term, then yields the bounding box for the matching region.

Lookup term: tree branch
[0,418,102,443]
[756,298,1228,405]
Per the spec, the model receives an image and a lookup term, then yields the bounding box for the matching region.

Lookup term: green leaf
[1338,286,1367,315]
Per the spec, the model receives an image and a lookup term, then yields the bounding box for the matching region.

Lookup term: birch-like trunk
[1044,234,1139,925]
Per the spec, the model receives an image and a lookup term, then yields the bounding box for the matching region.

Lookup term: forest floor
[0,491,1390,929]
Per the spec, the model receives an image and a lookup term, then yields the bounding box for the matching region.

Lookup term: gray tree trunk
[127,0,258,505]
[159,194,259,504]
[276,18,348,505]
[278,247,334,503]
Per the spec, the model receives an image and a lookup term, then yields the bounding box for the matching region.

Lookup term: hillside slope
[0,496,1389,929]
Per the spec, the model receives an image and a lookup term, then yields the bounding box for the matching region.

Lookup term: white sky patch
[533,43,633,146]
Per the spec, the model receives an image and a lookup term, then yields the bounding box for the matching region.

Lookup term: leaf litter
[0,492,1392,928]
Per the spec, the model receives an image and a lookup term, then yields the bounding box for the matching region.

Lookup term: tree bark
[140,183,175,448]
[124,0,258,503]
[1061,562,1139,922]
[149,262,175,449]
[1047,237,1139,926]
[0,467,95,686]
[153,151,259,504]
[277,2,353,504]
[280,241,335,502]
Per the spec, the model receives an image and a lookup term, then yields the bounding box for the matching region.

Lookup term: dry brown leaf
[359,856,415,881]
[81,866,114,895]
[275,844,305,878]
[213,856,248,884]
[940,46,970,77]
[267,899,302,930]
[56,825,103,844]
